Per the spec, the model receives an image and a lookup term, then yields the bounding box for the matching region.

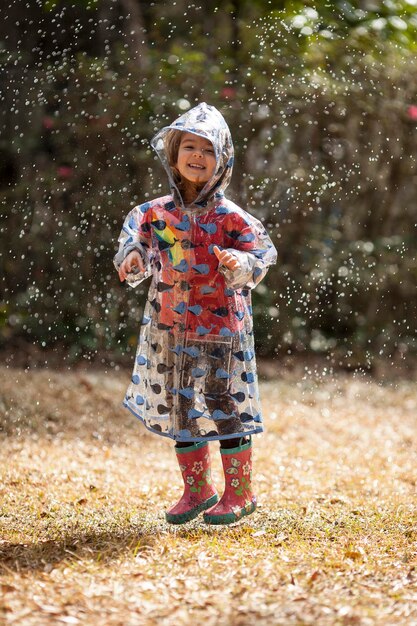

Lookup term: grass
[0,364,416,625]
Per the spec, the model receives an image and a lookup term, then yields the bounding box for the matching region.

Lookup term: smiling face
[175,132,217,185]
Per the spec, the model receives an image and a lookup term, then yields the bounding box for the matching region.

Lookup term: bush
[1,3,416,368]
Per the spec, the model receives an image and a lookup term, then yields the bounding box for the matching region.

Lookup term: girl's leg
[219,436,248,449]
[166,333,199,438]
[204,380,244,444]
[203,335,245,441]
[203,352,256,524]
[165,441,219,524]
[203,437,257,525]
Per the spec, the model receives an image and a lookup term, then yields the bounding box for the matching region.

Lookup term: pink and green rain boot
[203,438,257,525]
[165,441,219,524]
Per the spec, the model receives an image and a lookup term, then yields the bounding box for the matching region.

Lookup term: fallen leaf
[309,570,321,582]
[345,546,366,560]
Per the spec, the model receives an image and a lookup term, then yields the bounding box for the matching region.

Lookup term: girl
[114,103,277,525]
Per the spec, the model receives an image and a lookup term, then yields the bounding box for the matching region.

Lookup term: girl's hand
[118,250,145,282]
[213,246,241,272]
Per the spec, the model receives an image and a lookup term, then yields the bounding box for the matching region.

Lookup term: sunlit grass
[0,366,416,625]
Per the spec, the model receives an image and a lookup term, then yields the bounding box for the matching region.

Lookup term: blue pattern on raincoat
[114,103,277,442]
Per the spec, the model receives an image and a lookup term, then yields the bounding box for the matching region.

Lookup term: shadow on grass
[0,525,245,574]
[0,526,160,573]
[0,509,298,573]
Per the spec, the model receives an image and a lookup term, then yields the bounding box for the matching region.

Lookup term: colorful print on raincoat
[114,103,277,442]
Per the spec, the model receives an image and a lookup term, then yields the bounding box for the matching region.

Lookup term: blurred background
[1,0,416,375]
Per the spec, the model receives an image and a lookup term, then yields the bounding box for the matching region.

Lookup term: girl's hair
[164,129,208,204]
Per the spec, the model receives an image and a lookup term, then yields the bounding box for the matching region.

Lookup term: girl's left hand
[213,246,241,271]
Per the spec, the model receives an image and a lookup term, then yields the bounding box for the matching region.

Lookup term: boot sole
[203,502,256,525]
[165,494,219,525]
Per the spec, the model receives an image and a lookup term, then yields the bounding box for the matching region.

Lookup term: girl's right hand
[118,251,145,282]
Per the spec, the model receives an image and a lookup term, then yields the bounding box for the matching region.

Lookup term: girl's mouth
[188,163,205,170]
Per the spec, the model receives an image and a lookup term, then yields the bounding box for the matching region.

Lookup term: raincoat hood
[151,102,234,211]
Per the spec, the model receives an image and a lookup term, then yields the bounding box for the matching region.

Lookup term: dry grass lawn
[0,363,416,626]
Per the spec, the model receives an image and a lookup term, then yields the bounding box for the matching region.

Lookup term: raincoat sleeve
[113,203,153,287]
[219,213,277,290]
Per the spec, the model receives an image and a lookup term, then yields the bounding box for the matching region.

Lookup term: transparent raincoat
[114,103,277,442]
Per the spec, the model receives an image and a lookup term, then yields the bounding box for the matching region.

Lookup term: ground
[0,364,416,626]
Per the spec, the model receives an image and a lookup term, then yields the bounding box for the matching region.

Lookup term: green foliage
[1,1,416,367]
[43,0,98,10]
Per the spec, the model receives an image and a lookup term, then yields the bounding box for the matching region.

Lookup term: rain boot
[203,438,256,525]
[165,441,219,524]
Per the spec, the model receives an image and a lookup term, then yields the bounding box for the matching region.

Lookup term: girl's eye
[181,144,214,153]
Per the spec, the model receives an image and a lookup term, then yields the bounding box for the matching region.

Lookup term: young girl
[114,103,277,525]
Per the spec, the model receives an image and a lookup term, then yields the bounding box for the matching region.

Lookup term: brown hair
[164,129,206,204]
